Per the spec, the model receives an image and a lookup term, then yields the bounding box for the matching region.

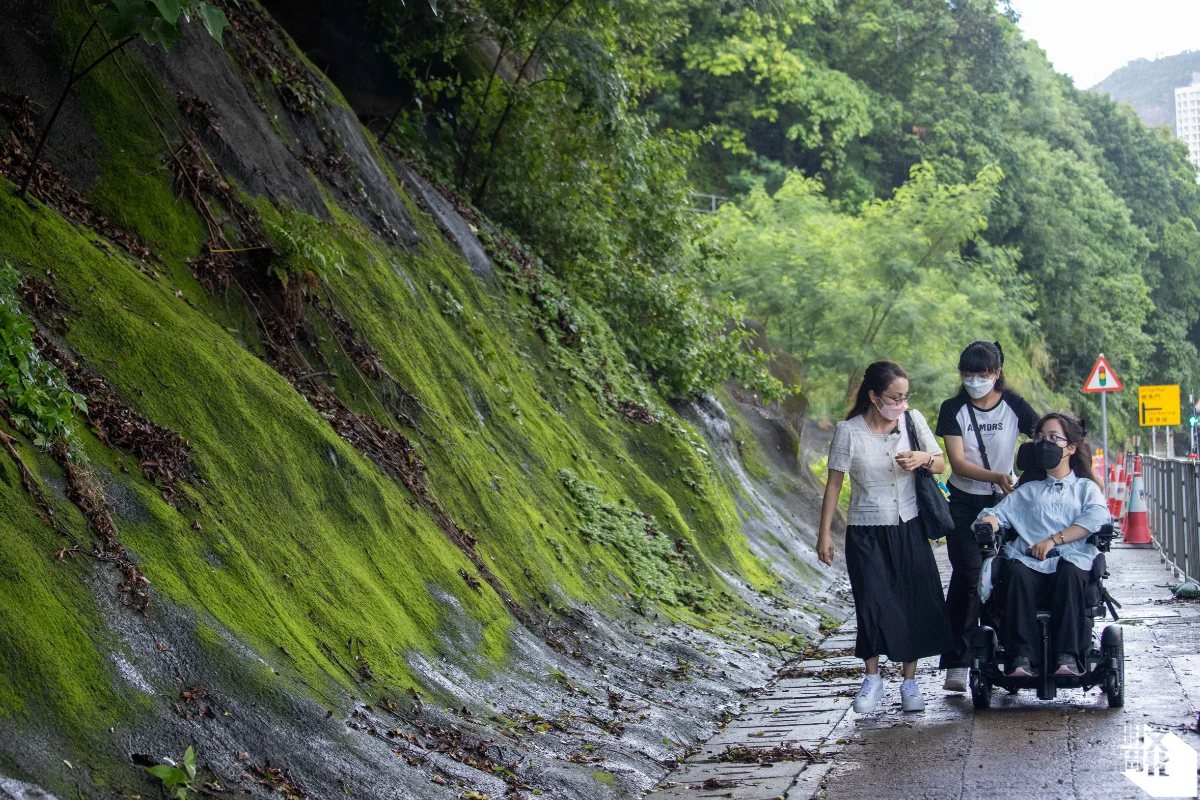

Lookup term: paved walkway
[649,542,1200,799]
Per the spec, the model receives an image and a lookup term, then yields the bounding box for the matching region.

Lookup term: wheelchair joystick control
[973,522,1001,557]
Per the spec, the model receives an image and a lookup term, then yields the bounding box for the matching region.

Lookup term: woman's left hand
[1030,538,1057,560]
[895,451,931,471]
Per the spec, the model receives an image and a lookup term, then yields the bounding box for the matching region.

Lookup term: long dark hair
[1016,412,1099,486]
[958,340,1008,392]
[846,361,908,420]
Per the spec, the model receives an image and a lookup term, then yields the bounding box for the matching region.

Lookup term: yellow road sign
[1138,385,1181,427]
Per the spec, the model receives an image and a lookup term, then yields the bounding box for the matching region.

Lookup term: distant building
[1176,73,1200,180]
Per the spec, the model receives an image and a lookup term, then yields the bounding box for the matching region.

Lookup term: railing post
[1166,458,1173,561]
[1183,459,1193,579]
[1149,458,1157,540]
[1191,460,1199,581]
[1151,458,1160,544]
[1176,459,1185,573]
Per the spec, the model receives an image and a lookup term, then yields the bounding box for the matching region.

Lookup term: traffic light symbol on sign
[1083,355,1122,393]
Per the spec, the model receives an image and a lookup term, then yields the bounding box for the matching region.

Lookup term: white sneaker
[853,675,884,713]
[900,679,925,713]
[943,667,968,692]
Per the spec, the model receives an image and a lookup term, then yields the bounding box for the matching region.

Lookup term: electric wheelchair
[966,522,1125,709]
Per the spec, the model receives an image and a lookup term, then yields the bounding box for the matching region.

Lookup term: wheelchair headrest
[1015,440,1036,473]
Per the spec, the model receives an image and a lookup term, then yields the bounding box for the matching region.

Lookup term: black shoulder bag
[966,402,1005,501]
[905,411,953,539]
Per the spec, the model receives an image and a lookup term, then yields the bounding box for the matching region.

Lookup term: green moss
[0,187,513,701]
[810,454,850,512]
[0,435,124,773]
[49,3,208,265]
[559,468,709,608]
[592,770,616,788]
[718,389,773,483]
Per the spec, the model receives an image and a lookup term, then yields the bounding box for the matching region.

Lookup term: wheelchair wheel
[1101,625,1124,708]
[970,669,992,710]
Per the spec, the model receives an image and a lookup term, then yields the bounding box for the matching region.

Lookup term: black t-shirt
[936,390,1039,495]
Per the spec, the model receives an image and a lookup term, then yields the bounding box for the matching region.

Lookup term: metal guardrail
[1141,455,1199,583]
[689,193,728,214]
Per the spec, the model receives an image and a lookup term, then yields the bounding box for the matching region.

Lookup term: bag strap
[966,401,992,471]
[904,410,924,454]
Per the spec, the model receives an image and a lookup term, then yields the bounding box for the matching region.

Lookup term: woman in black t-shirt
[935,341,1038,692]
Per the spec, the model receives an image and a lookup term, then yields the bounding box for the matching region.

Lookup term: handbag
[966,402,1005,501]
[905,411,954,539]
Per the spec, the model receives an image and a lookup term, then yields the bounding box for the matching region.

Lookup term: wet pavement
[649,542,1200,799]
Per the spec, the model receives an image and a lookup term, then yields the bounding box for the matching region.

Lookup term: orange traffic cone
[1107,464,1120,516]
[1119,458,1134,524]
[1123,455,1152,545]
[1112,458,1127,519]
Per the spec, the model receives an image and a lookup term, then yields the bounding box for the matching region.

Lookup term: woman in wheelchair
[976,413,1109,678]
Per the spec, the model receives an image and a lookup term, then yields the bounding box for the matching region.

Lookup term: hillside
[0,3,842,799]
[1091,50,1200,129]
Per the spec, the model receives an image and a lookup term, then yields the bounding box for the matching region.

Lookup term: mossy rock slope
[0,3,839,797]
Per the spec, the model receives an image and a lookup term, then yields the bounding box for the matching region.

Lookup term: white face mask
[963,376,995,399]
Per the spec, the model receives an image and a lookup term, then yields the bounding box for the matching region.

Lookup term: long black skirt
[845,517,953,663]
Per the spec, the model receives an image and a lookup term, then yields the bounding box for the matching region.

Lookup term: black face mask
[1016,439,1064,472]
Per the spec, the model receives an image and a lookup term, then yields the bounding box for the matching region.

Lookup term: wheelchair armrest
[1086,523,1116,552]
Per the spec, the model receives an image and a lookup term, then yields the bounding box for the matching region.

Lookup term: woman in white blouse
[816,361,953,714]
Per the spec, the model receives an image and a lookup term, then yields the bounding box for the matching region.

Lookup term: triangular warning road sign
[1083,354,1123,393]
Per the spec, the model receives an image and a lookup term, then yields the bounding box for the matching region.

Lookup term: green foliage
[715,162,1032,418]
[559,468,710,610]
[809,454,849,512]
[370,0,784,401]
[94,0,227,49]
[145,746,196,799]
[643,0,1200,434]
[1073,89,1200,400]
[0,264,86,453]
[368,0,1200,427]
[672,3,872,177]
[261,207,345,287]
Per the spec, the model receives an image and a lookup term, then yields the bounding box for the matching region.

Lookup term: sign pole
[1101,390,1109,487]
[1083,354,1124,492]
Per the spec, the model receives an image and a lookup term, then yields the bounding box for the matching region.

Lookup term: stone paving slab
[649,585,861,797]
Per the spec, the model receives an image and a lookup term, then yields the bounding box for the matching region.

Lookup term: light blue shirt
[977,471,1109,574]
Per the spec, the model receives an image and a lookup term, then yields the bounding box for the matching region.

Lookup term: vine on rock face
[372,2,787,405]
